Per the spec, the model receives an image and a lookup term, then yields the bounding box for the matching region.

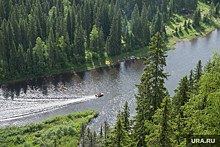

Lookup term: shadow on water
[124,61,131,69]
[51,75,61,90]
[2,80,29,99]
[95,68,105,75]
[114,63,120,71]
[76,72,85,80]
[60,73,74,85]
[103,66,110,74]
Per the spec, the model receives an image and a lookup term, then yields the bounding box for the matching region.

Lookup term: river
[0,29,220,133]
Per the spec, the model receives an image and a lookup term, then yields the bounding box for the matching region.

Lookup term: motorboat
[95,93,104,97]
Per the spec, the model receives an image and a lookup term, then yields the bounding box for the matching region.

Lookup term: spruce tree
[184,20,187,30]
[188,20,191,28]
[99,122,103,139]
[116,9,122,54]
[111,118,130,147]
[117,108,122,119]
[90,25,99,53]
[98,27,104,57]
[133,32,169,146]
[93,131,97,146]
[26,48,32,74]
[81,122,86,147]
[172,75,191,145]
[48,28,55,69]
[121,101,131,133]
[88,132,94,147]
[84,1,91,39]
[104,118,110,141]
[74,22,85,64]
[66,10,72,43]
[188,69,194,92]
[125,28,130,52]
[108,15,117,55]
[17,44,26,76]
[194,60,203,83]
[9,41,17,76]
[173,76,189,111]
[175,27,178,36]
[179,25,182,33]
[146,96,174,147]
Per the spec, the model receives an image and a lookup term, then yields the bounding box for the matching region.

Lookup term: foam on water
[0,94,96,121]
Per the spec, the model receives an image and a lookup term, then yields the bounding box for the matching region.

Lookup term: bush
[73,113,82,118]
[66,114,72,119]
[23,123,36,133]
[43,116,62,124]
[34,130,43,137]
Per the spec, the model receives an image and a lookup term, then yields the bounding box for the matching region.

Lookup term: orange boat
[95,93,104,97]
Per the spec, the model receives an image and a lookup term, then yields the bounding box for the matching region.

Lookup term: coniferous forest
[0,0,205,84]
[1,0,220,147]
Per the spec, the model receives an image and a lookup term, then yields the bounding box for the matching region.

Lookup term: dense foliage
[0,110,99,147]
[0,0,204,84]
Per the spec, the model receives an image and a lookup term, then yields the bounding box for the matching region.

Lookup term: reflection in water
[0,29,220,133]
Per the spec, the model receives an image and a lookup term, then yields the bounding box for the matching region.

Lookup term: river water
[0,29,220,133]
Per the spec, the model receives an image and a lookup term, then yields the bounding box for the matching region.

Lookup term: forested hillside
[0,0,205,84]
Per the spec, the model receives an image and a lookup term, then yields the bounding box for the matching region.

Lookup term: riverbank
[165,1,220,49]
[0,47,150,86]
[0,110,99,147]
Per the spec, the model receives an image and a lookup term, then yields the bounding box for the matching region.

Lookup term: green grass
[165,1,220,48]
[0,110,99,147]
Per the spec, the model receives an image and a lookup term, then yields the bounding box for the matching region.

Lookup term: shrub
[66,114,72,119]
[34,130,43,137]
[43,116,62,124]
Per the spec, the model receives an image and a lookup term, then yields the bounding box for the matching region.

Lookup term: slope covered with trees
[0,0,209,84]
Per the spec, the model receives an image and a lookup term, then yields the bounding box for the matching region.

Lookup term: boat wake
[0,95,96,122]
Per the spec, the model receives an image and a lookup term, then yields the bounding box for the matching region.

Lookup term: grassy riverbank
[1,1,220,86]
[0,110,99,147]
[165,1,220,49]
